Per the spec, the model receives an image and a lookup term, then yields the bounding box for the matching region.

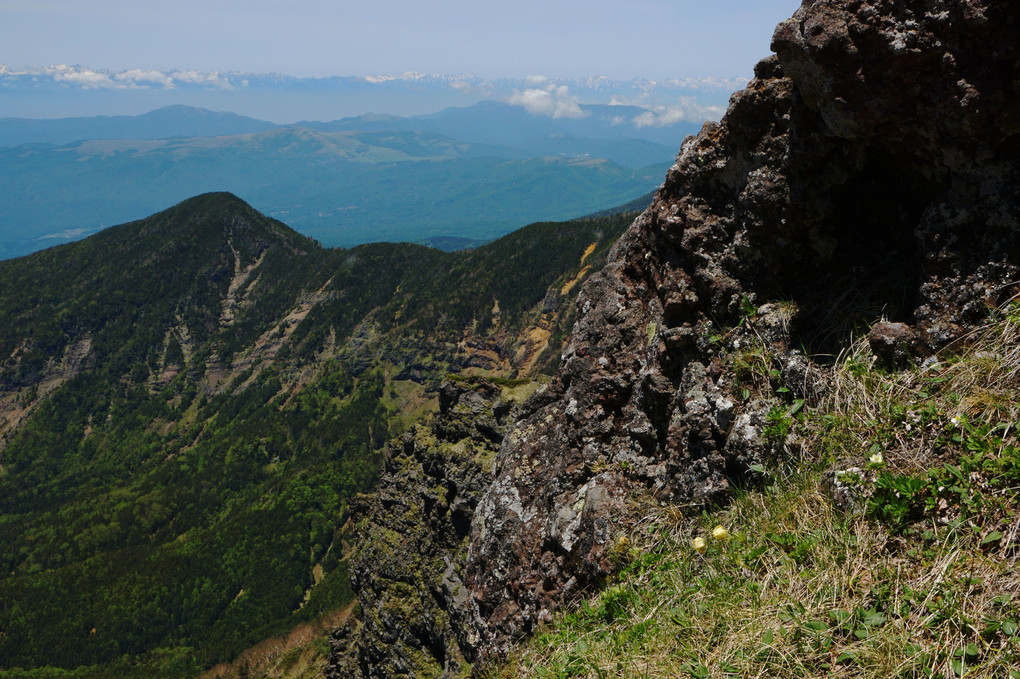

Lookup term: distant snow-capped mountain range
[0,64,746,123]
[0,64,745,92]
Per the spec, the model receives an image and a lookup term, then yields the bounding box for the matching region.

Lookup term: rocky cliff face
[325,379,525,678]
[327,0,1020,674]
[463,0,1020,665]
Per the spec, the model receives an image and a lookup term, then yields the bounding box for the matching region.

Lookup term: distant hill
[0,102,698,151]
[582,189,657,217]
[0,124,667,260]
[0,105,278,146]
[0,66,742,124]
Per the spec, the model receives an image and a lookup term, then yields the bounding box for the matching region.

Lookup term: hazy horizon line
[0,63,750,87]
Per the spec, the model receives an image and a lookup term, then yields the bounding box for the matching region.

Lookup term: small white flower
[869,451,884,465]
[950,414,963,428]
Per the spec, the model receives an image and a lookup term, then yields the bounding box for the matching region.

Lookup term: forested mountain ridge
[0,192,634,676]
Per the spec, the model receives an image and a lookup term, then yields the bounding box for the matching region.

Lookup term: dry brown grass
[202,605,352,679]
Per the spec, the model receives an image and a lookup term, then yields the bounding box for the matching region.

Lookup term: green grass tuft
[494,305,1020,678]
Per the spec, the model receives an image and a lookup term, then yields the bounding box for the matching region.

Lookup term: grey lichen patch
[645,321,657,345]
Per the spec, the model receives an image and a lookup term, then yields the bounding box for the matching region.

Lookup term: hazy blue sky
[2,0,801,79]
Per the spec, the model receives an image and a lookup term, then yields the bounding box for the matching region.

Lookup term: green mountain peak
[98,190,319,260]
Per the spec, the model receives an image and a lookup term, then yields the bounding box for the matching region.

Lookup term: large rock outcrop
[323,1,1019,674]
[462,0,1020,664]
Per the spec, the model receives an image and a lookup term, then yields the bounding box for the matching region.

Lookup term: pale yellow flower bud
[692,537,707,554]
[711,525,729,540]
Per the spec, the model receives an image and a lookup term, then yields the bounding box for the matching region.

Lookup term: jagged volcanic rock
[462,0,1020,664]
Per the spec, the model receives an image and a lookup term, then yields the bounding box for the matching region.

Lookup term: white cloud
[525,74,548,84]
[662,76,747,91]
[115,69,175,88]
[37,65,242,91]
[631,99,726,127]
[51,65,116,89]
[507,84,586,119]
[632,108,684,127]
[170,70,233,88]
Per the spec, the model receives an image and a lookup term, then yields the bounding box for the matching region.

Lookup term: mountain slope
[0,192,633,677]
